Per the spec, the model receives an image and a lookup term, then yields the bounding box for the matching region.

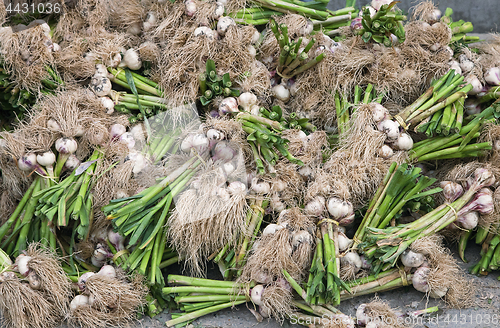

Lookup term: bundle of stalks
[356,2,406,47]
[354,163,440,249]
[0,24,59,93]
[239,207,315,287]
[163,275,253,327]
[395,69,472,132]
[168,156,248,276]
[0,246,60,328]
[0,131,32,198]
[355,297,410,328]
[259,14,317,67]
[268,18,326,79]
[69,265,147,328]
[53,33,129,82]
[0,137,81,256]
[440,7,478,46]
[359,167,496,269]
[21,243,73,316]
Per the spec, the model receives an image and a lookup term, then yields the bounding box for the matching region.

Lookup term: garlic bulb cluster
[217,92,260,116]
[371,104,413,158]
[327,197,354,226]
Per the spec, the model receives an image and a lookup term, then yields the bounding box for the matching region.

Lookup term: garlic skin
[327,197,353,220]
[378,144,394,159]
[219,97,239,115]
[238,92,258,112]
[338,232,353,252]
[400,249,425,268]
[485,67,500,86]
[105,53,122,68]
[15,255,32,276]
[262,223,284,236]
[465,75,483,95]
[291,230,313,248]
[304,196,326,216]
[100,97,115,114]
[251,29,261,44]
[180,133,209,154]
[47,118,62,132]
[371,103,388,122]
[90,75,112,97]
[70,295,90,311]
[217,17,235,37]
[251,285,265,306]
[459,59,474,74]
[412,266,430,293]
[110,124,126,139]
[97,265,117,279]
[251,178,271,194]
[143,12,157,32]
[55,138,78,154]
[377,120,400,141]
[18,153,37,171]
[193,27,216,40]
[95,64,108,77]
[212,2,225,20]
[120,132,136,150]
[341,252,362,273]
[456,211,479,230]
[65,155,81,170]
[270,194,285,212]
[356,304,368,326]
[394,133,413,150]
[272,84,290,102]
[122,49,142,70]
[185,0,197,17]
[227,181,247,194]
[448,60,462,76]
[37,151,56,167]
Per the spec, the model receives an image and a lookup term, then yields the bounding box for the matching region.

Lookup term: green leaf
[272,105,282,120]
[230,89,241,97]
[222,73,231,87]
[200,96,212,106]
[247,132,257,141]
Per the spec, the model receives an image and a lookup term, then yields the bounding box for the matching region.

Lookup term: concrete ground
[136,242,500,328]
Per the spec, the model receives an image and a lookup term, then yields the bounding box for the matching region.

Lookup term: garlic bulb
[70,295,90,311]
[217,17,235,37]
[122,49,142,70]
[400,249,425,268]
[327,197,353,220]
[377,120,400,141]
[238,92,258,112]
[485,67,500,86]
[251,285,265,306]
[394,133,413,150]
[90,75,112,97]
[219,97,239,115]
[378,145,394,159]
[272,84,290,102]
[304,196,326,216]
